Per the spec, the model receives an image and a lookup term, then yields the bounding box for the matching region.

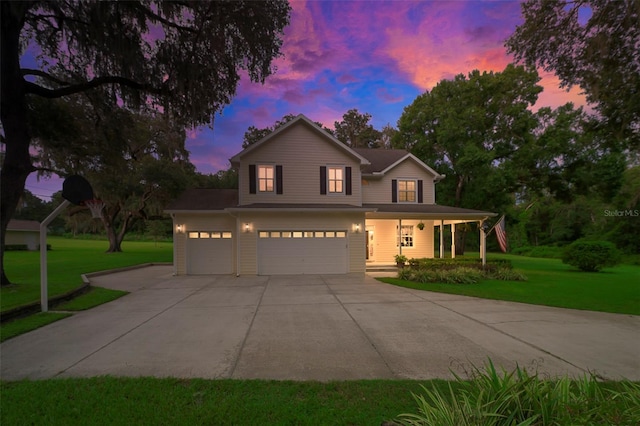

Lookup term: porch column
[480,221,486,266]
[398,219,402,255]
[450,223,456,259]
[439,220,444,259]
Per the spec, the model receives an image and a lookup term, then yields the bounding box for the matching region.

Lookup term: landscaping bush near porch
[400,258,527,284]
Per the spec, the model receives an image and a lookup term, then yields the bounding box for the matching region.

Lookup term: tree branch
[21,68,70,86]
[132,3,196,33]
[24,76,162,98]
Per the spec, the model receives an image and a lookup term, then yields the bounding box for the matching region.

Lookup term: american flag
[495,215,508,253]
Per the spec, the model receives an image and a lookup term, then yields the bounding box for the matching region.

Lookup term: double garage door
[187,231,233,275]
[186,229,349,275]
[258,230,348,275]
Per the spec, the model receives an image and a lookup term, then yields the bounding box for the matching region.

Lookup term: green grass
[0,378,450,425]
[2,372,637,426]
[1,284,129,343]
[0,312,72,343]
[381,254,640,315]
[2,237,171,312]
[55,286,129,311]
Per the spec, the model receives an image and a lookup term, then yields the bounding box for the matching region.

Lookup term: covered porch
[363,204,496,266]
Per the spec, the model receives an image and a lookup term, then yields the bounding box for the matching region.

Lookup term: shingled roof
[351,148,409,174]
[165,189,238,211]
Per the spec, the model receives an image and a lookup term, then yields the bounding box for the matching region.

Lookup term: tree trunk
[106,226,123,252]
[1,3,34,286]
[104,210,134,253]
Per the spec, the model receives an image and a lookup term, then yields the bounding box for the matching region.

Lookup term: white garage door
[187,231,233,274]
[258,230,348,275]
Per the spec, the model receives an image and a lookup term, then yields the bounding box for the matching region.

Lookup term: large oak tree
[394,65,542,253]
[506,0,639,151]
[0,0,291,285]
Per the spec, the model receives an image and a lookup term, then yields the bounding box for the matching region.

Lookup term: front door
[366,226,375,261]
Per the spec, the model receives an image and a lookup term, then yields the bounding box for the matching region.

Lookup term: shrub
[487,267,528,282]
[407,258,512,271]
[396,360,640,426]
[397,267,412,281]
[562,240,622,272]
[398,260,527,283]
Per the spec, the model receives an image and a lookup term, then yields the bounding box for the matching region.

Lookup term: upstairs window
[258,165,274,192]
[328,167,344,193]
[398,179,416,202]
[321,166,351,195]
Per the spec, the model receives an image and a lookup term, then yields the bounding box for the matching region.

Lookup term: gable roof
[7,219,40,231]
[229,114,371,166]
[165,189,238,212]
[352,148,444,180]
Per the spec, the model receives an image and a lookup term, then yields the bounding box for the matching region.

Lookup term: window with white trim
[398,225,414,247]
[328,167,344,193]
[398,179,417,202]
[258,165,274,192]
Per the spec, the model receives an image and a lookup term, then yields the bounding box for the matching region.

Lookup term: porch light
[353,223,361,233]
[176,224,184,233]
[244,223,252,232]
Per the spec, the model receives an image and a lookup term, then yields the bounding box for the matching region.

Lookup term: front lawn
[2,371,638,425]
[1,237,172,312]
[380,254,640,315]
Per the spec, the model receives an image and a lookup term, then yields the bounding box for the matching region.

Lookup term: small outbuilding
[6,219,40,251]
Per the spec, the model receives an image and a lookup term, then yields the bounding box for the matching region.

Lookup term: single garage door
[258,230,348,275]
[187,231,233,274]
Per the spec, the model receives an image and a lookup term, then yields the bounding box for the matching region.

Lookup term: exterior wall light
[244,223,251,232]
[176,224,184,233]
[353,223,361,233]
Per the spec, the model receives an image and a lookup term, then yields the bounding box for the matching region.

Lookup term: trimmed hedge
[399,258,526,284]
[407,258,513,273]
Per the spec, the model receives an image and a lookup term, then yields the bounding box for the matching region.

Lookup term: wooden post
[451,223,456,259]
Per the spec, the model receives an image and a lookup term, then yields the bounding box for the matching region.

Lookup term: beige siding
[238,124,362,206]
[5,231,39,250]
[173,213,236,275]
[365,219,434,263]
[236,212,365,274]
[362,158,435,204]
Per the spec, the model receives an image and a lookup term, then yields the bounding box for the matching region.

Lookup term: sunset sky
[25,0,587,199]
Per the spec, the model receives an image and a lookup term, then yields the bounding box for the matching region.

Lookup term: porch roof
[363,203,496,220]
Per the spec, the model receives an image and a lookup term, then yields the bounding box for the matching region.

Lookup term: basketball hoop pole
[40,200,71,312]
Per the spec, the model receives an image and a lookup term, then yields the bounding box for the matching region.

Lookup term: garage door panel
[187,232,233,275]
[258,231,347,275]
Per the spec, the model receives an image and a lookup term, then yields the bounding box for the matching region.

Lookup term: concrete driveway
[1,265,638,381]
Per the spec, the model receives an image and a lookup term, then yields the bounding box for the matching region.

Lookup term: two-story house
[166,114,495,275]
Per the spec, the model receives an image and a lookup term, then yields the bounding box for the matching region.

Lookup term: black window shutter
[249,165,256,194]
[276,165,283,194]
[320,166,327,195]
[391,179,397,203]
[345,167,352,195]
[418,180,423,203]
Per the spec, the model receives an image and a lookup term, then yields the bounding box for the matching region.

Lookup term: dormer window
[258,165,274,192]
[392,179,423,203]
[398,179,416,202]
